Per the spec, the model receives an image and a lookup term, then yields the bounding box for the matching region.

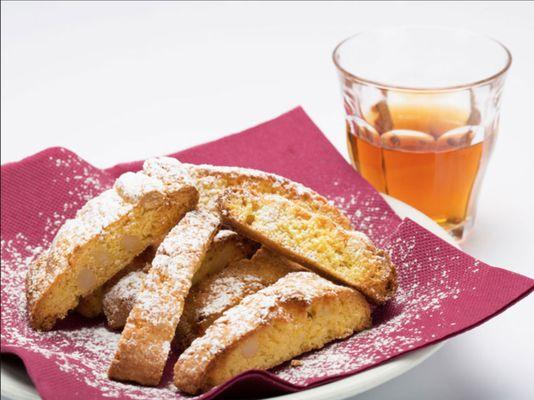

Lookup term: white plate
[0,194,458,400]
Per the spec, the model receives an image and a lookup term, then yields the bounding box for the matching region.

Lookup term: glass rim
[332,26,512,93]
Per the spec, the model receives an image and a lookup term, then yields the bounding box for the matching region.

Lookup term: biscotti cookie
[108,210,220,386]
[219,189,397,304]
[174,247,301,352]
[173,271,371,394]
[101,230,256,329]
[112,157,348,228]
[185,163,352,229]
[26,158,198,330]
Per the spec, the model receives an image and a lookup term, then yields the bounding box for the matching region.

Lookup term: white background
[2,2,533,399]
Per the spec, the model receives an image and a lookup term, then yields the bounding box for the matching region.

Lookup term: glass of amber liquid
[333,27,511,240]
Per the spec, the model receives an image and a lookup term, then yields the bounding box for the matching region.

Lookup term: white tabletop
[2,2,533,399]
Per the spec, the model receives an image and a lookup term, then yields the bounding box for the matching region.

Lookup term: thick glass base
[439,215,475,242]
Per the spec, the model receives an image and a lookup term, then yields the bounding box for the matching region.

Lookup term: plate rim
[1,194,457,400]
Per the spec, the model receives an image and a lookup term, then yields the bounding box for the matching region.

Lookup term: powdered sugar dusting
[326,179,401,244]
[103,270,147,329]
[132,211,220,326]
[49,149,108,203]
[197,273,267,318]
[186,248,293,327]
[114,172,164,204]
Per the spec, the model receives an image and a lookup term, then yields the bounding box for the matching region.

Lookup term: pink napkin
[2,107,532,400]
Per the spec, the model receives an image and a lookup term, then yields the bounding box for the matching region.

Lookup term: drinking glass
[333,27,511,240]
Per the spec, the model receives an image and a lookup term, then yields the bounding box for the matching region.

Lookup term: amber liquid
[347,103,484,232]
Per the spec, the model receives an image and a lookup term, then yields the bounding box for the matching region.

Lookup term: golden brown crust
[108,210,220,386]
[26,158,198,330]
[218,189,397,304]
[173,272,371,394]
[174,247,300,352]
[186,163,352,229]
